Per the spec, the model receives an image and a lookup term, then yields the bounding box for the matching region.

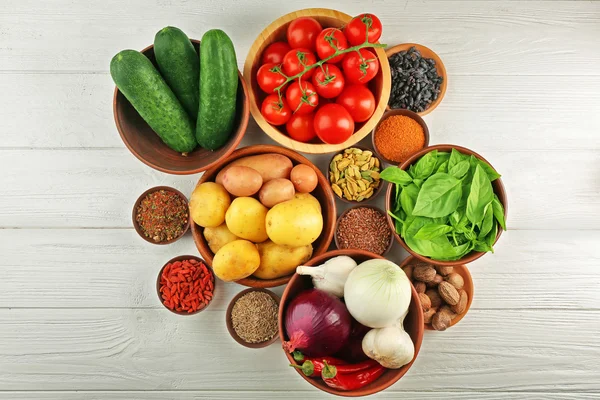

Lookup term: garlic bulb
[296,256,357,298]
[362,323,414,369]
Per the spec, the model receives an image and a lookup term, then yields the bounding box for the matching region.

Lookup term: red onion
[342,319,371,362]
[283,289,351,357]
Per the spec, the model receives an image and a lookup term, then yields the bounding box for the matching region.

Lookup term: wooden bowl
[226,288,281,348]
[156,255,215,315]
[334,205,393,256]
[132,185,190,245]
[399,256,473,330]
[279,249,424,397]
[386,43,447,116]
[114,40,250,175]
[385,144,508,266]
[243,8,391,154]
[371,109,430,165]
[191,144,337,288]
[326,146,384,204]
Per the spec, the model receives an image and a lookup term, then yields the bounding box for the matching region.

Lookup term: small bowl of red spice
[372,109,429,165]
[157,255,215,315]
[133,186,190,245]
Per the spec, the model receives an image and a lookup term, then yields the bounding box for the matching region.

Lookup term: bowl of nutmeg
[400,256,473,331]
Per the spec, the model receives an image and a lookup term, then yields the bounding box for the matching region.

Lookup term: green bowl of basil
[383,145,507,265]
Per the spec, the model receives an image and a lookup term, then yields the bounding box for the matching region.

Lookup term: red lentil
[136,189,188,243]
[159,259,214,313]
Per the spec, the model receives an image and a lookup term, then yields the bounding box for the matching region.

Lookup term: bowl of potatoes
[190,145,336,288]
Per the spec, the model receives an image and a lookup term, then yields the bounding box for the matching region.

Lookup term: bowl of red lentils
[157,255,215,315]
[335,205,393,256]
[371,109,429,166]
[132,186,190,245]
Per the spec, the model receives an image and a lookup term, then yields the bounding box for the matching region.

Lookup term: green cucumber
[154,27,199,119]
[197,29,238,150]
[110,50,196,153]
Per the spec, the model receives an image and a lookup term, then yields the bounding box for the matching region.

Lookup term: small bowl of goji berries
[157,255,216,315]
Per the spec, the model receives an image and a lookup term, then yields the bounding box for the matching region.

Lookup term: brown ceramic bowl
[114,40,249,175]
[226,288,281,348]
[156,255,215,315]
[372,109,430,166]
[244,8,391,154]
[327,146,384,204]
[400,256,473,330]
[132,186,190,245]
[191,144,337,288]
[385,144,508,266]
[279,249,424,397]
[334,205,394,256]
[385,43,447,116]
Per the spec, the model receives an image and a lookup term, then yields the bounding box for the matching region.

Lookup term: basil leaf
[449,160,470,179]
[394,184,402,210]
[412,178,424,188]
[466,165,494,224]
[464,229,477,241]
[492,195,507,230]
[474,240,494,253]
[451,241,473,260]
[413,173,462,218]
[486,222,498,248]
[448,148,467,170]
[437,160,448,173]
[414,224,454,240]
[478,202,494,238]
[434,152,450,171]
[408,164,417,178]
[405,234,456,260]
[401,183,419,216]
[478,159,501,181]
[388,210,404,224]
[402,215,415,238]
[413,150,438,179]
[381,167,413,186]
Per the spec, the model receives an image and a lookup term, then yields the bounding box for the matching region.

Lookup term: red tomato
[261,41,291,65]
[314,104,354,144]
[311,64,345,99]
[261,94,292,126]
[287,17,322,51]
[282,48,317,78]
[315,28,348,64]
[286,80,319,115]
[257,63,287,93]
[286,113,316,142]
[342,49,379,84]
[344,14,383,46]
[336,85,375,122]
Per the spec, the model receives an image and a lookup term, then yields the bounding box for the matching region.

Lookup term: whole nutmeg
[426,274,444,288]
[414,282,427,294]
[436,265,454,276]
[413,265,436,283]
[439,305,457,319]
[423,308,436,324]
[445,272,464,289]
[451,289,468,314]
[402,265,414,280]
[418,293,431,311]
[426,289,442,309]
[438,281,460,306]
[432,311,451,331]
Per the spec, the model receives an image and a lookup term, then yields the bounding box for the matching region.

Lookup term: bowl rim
[243,8,391,154]
[132,185,190,245]
[156,255,215,315]
[371,109,430,165]
[278,248,424,397]
[399,255,474,330]
[225,288,281,348]
[334,205,394,256]
[385,42,447,116]
[113,40,250,175]
[385,144,508,266]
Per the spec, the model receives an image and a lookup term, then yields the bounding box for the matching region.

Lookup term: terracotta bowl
[327,146,384,204]
[400,256,473,330]
[334,205,394,256]
[243,8,391,154]
[114,40,249,175]
[226,288,281,348]
[191,144,337,288]
[279,249,424,397]
[385,144,508,266]
[386,43,447,116]
[132,185,190,245]
[371,109,430,165]
[156,255,215,315]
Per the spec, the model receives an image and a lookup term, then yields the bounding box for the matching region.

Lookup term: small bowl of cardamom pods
[327,146,383,204]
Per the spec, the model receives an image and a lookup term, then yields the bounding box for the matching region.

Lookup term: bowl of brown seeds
[226,288,280,348]
[335,205,393,256]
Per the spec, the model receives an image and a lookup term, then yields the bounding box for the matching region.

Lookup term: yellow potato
[294,192,322,212]
[225,197,269,242]
[254,240,313,279]
[259,178,295,208]
[221,165,263,197]
[266,196,323,246]
[216,153,293,184]
[189,182,231,227]
[203,223,239,254]
[212,240,260,281]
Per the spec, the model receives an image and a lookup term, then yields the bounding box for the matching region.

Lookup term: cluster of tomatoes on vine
[257,14,383,144]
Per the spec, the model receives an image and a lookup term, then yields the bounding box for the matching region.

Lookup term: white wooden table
[1,1,599,398]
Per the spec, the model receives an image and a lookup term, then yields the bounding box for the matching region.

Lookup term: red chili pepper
[290,351,347,377]
[321,361,386,391]
[331,359,378,374]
